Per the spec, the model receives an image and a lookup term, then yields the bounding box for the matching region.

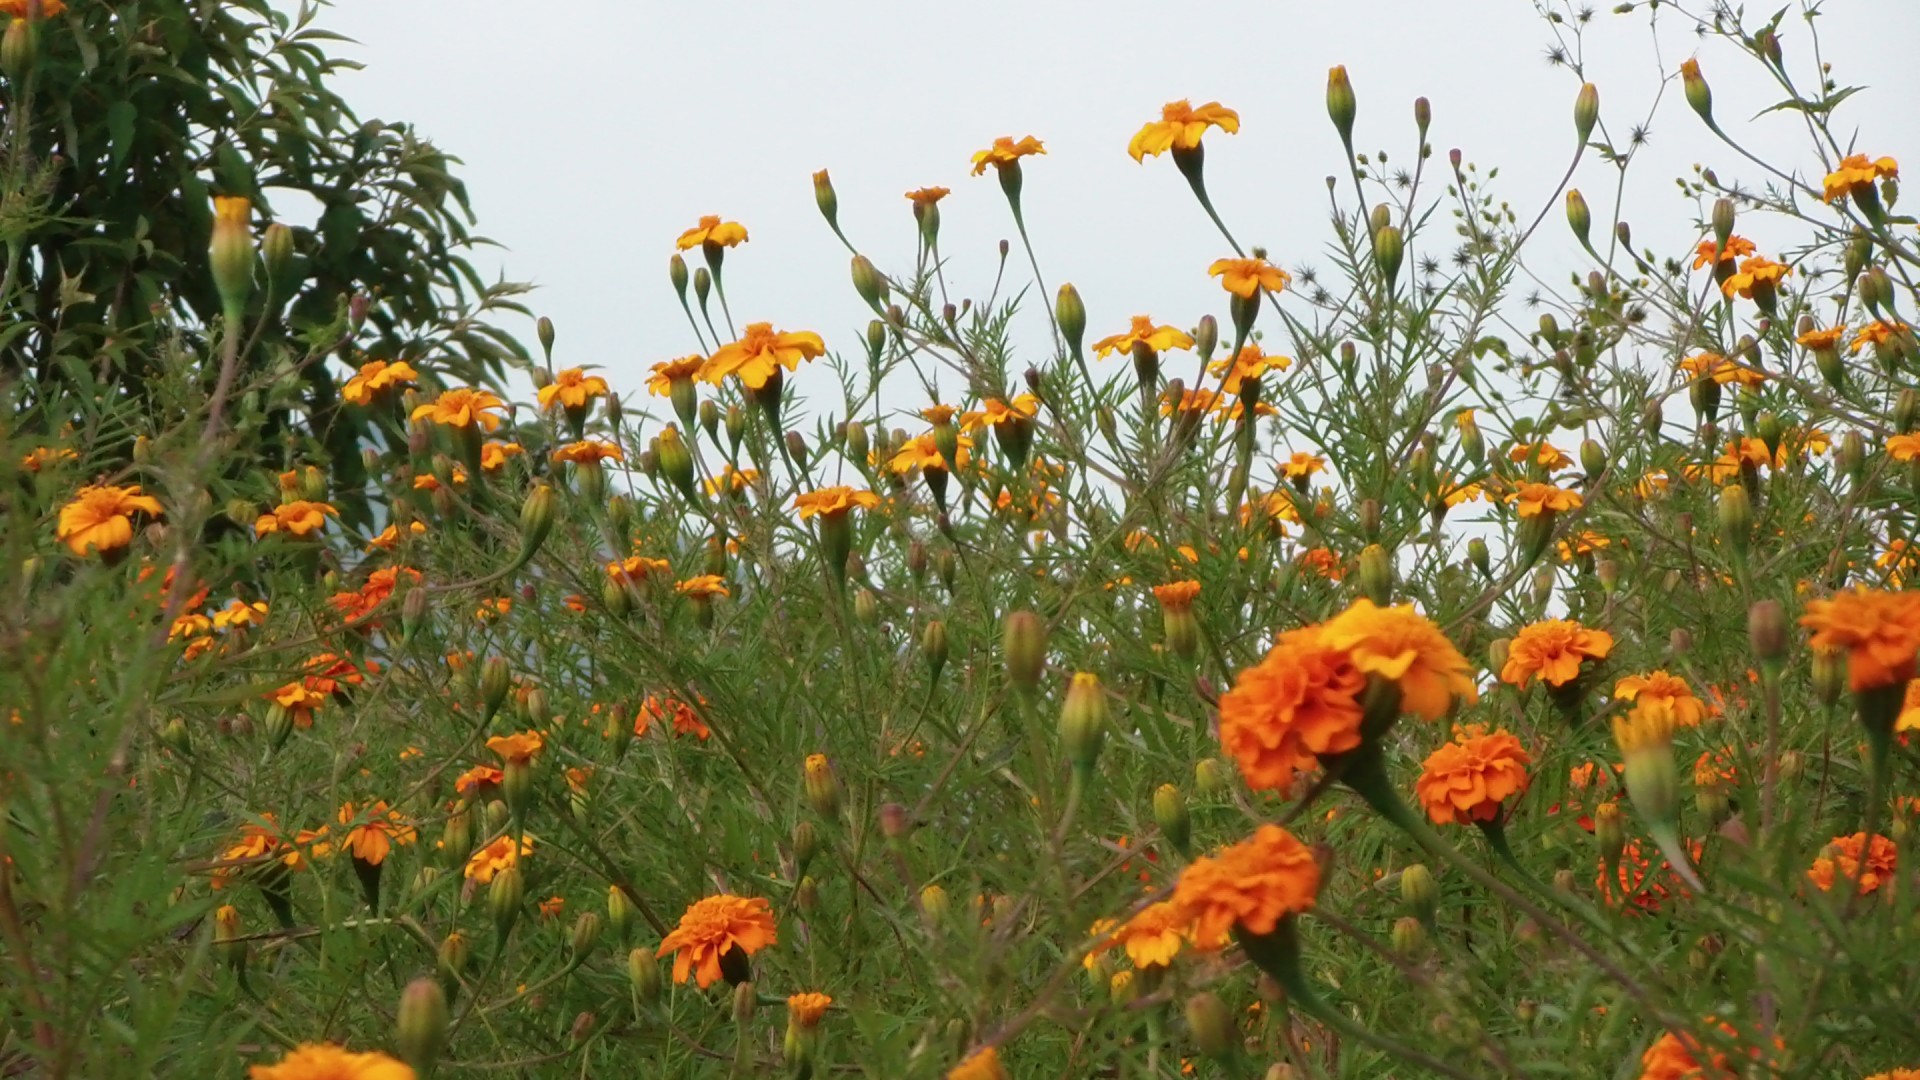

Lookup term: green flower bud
[1152,783,1191,856]
[1185,991,1237,1060]
[1059,672,1108,771]
[1003,611,1045,691]
[396,977,449,1076]
[1573,82,1599,144]
[1566,189,1591,246]
[1056,284,1087,360]
[1326,65,1357,145]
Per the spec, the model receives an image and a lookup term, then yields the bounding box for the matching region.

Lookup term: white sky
[314,0,1919,422]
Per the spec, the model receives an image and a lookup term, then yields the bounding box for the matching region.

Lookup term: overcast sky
[313,1,1917,422]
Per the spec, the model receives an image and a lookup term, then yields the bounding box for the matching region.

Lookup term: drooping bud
[397,977,450,1076]
[1566,189,1591,247]
[1679,58,1713,123]
[812,169,838,229]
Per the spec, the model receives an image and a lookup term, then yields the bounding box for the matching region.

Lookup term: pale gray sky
[317,0,1918,418]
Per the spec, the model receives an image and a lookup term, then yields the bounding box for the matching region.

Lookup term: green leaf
[105,101,137,175]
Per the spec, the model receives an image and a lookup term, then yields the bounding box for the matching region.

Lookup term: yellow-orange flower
[647,355,705,397]
[1507,481,1582,519]
[480,441,524,472]
[341,359,420,405]
[20,446,77,473]
[889,432,970,473]
[1852,320,1911,354]
[1691,234,1755,269]
[1679,351,1765,387]
[1636,1020,1753,1080]
[1501,619,1614,689]
[0,0,68,17]
[337,801,416,866]
[1092,315,1194,358]
[1279,452,1325,479]
[656,893,777,988]
[1799,588,1920,691]
[1097,901,1192,969]
[960,395,1039,431]
[1796,324,1846,351]
[1218,625,1366,793]
[1720,255,1788,299]
[676,215,748,250]
[1808,831,1898,895]
[1128,99,1240,162]
[463,834,532,883]
[970,135,1045,175]
[1208,343,1290,395]
[411,387,506,431]
[701,322,827,390]
[1209,256,1291,299]
[1888,434,1920,462]
[1612,671,1708,727]
[1319,598,1479,720]
[1151,580,1201,612]
[551,439,624,465]
[1170,824,1320,943]
[607,555,672,585]
[794,486,881,519]
[1415,729,1531,825]
[486,730,545,765]
[537,367,610,412]
[255,500,336,538]
[788,991,832,1028]
[57,484,163,556]
[948,1047,1008,1080]
[1507,441,1573,470]
[248,1042,415,1080]
[676,574,731,599]
[1822,153,1898,204]
[905,186,950,207]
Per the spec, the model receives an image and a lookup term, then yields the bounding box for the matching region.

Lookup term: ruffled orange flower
[57,484,164,556]
[656,893,777,987]
[1279,452,1325,479]
[411,387,506,431]
[1208,343,1290,395]
[255,500,336,538]
[1169,824,1320,944]
[970,136,1045,176]
[247,1042,415,1080]
[1636,1020,1756,1080]
[607,555,672,585]
[1612,671,1708,727]
[701,322,826,390]
[1691,234,1755,269]
[1208,256,1291,299]
[788,991,832,1028]
[1799,588,1920,691]
[20,446,77,473]
[960,395,1039,431]
[905,186,950,207]
[463,834,532,883]
[889,432,971,473]
[1822,153,1898,204]
[1852,320,1911,354]
[1501,619,1613,689]
[794,486,881,519]
[948,1047,1008,1080]
[1507,441,1573,470]
[1807,831,1897,895]
[480,441,523,472]
[537,367,610,412]
[454,765,503,799]
[1720,255,1788,299]
[676,215,748,250]
[1415,730,1531,825]
[1319,599,1479,720]
[1091,315,1194,358]
[637,695,711,740]
[1678,351,1765,388]
[341,359,419,405]
[486,731,545,765]
[0,0,68,18]
[1092,900,1192,969]
[647,355,705,397]
[1151,580,1201,613]
[676,574,730,600]
[1217,626,1366,793]
[1795,324,1846,351]
[551,440,624,465]
[1507,482,1582,518]
[1128,99,1240,162]
[337,801,416,866]
[1899,679,1920,734]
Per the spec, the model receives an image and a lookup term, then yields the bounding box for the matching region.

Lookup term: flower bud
[844,419,869,467]
[210,196,255,315]
[1669,627,1692,657]
[656,424,697,500]
[693,266,711,307]
[1486,637,1511,678]
[922,619,949,684]
[1467,538,1492,578]
[1,18,36,80]
[1679,58,1713,123]
[1811,647,1846,706]
[919,883,950,926]
[791,820,821,880]
[853,588,879,625]
[1392,915,1428,954]
[628,946,662,1004]
[397,977,449,1076]
[813,169,838,228]
[1185,991,1237,1059]
[1711,197,1735,249]
[1580,438,1607,480]
[1059,672,1108,771]
[213,904,245,970]
[1840,430,1866,483]
[1413,95,1431,138]
[851,254,887,312]
[488,865,525,941]
[1358,543,1393,605]
[733,980,757,1025]
[1153,783,1191,855]
[264,703,295,753]
[795,875,819,915]
[879,802,912,843]
[262,222,295,293]
[803,754,842,819]
[437,931,470,997]
[1400,863,1438,925]
[513,482,555,568]
[1373,224,1404,283]
[1326,65,1357,145]
[1748,599,1786,663]
[1898,389,1920,435]
[1716,484,1751,563]
[570,911,603,963]
[481,656,511,718]
[1056,284,1087,360]
[1573,82,1599,144]
[1566,189,1591,246]
[1594,801,1626,874]
[607,885,637,941]
[1003,610,1045,690]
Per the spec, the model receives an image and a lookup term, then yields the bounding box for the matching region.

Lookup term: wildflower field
[4,0,1920,1077]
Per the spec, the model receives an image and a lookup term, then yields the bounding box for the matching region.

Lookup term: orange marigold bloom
[341,359,420,405]
[607,555,672,585]
[1501,619,1614,689]
[890,432,970,473]
[411,387,506,431]
[1319,598,1479,720]
[1690,234,1755,269]
[1128,99,1240,162]
[960,394,1039,431]
[1152,580,1201,612]
[647,355,705,397]
[337,801,416,866]
[677,574,730,600]
[57,484,164,556]
[20,445,77,472]
[1822,153,1898,203]
[1678,351,1764,387]
[637,695,712,740]
[464,834,533,883]
[248,1042,415,1080]
[1720,255,1789,299]
[1852,320,1911,354]
[537,367,610,411]
[1507,441,1573,470]
[0,0,68,18]
[1798,588,1920,691]
[1612,671,1708,727]
[1507,481,1582,519]
[267,682,327,729]
[1208,343,1290,395]
[1092,315,1195,358]
[948,1047,1008,1080]
[1887,434,1920,462]
[364,522,426,553]
[1160,387,1220,417]
[1100,900,1191,969]
[1218,626,1366,793]
[656,893,777,988]
[551,439,624,465]
[794,486,881,519]
[1209,256,1291,299]
[1170,824,1320,944]
[788,991,833,1028]
[905,186,950,207]
[255,500,336,538]
[1807,831,1898,895]
[454,765,503,798]
[1279,452,1325,479]
[1416,729,1531,825]
[1636,1020,1752,1080]
[676,215,748,250]
[486,730,545,765]
[1864,1072,1920,1080]
[970,135,1045,175]
[480,441,523,472]
[214,598,270,630]
[701,322,826,390]
[1795,324,1846,351]
[1899,679,1920,734]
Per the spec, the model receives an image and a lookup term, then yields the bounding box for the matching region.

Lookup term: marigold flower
[341,359,419,405]
[1151,580,1201,612]
[1416,729,1531,825]
[1095,901,1192,969]
[1319,598,1479,721]
[647,356,705,397]
[247,1042,416,1080]
[57,484,164,556]
[255,500,336,538]
[1720,255,1789,299]
[1795,324,1846,351]
[1822,153,1898,204]
[656,893,777,987]
[1798,588,1920,691]
[794,486,881,519]
[948,1047,1008,1080]
[20,446,77,472]
[1160,387,1221,417]
[970,135,1045,175]
[1092,315,1195,358]
[411,387,507,431]
[1501,619,1613,689]
[676,574,731,599]
[1218,626,1366,793]
[607,556,672,585]
[0,0,68,18]
[1170,824,1320,944]
[637,695,712,740]
[214,598,270,630]
[1507,441,1572,470]
[337,801,416,866]
[890,432,969,473]
[479,441,523,472]
[788,991,832,1028]
[1852,319,1912,355]
[1678,351,1764,387]
[676,215,748,250]
[1128,99,1240,162]
[960,394,1039,431]
[1807,831,1898,895]
[701,322,826,390]
[1208,343,1290,395]
[1612,671,1708,727]
[1690,234,1755,269]
[454,765,504,799]
[268,683,327,729]
[1208,256,1291,299]
[486,731,545,765]
[1887,434,1920,462]
[1507,481,1582,519]
[905,186,950,207]
[551,439,624,465]
[463,834,532,883]
[1279,452,1325,479]
[1636,1020,1752,1080]
[537,367,610,412]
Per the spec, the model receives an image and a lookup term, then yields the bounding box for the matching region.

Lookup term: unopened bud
[1566,189,1591,245]
[396,977,449,1075]
[1060,673,1108,770]
[1680,58,1713,122]
[804,754,842,819]
[812,169,838,228]
[1056,284,1086,359]
[1185,991,1237,1059]
[1716,484,1751,561]
[628,947,662,1004]
[1392,915,1428,954]
[922,619,949,684]
[488,865,524,941]
[1401,863,1438,924]
[1374,224,1404,283]
[1748,599,1786,662]
[481,656,511,717]
[1003,610,1045,690]
[1358,543,1393,605]
[851,254,887,312]
[570,911,603,963]
[1153,783,1191,855]
[1811,647,1846,706]
[607,886,637,941]
[1573,82,1599,144]
[1326,65,1357,144]
[1467,537,1492,578]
